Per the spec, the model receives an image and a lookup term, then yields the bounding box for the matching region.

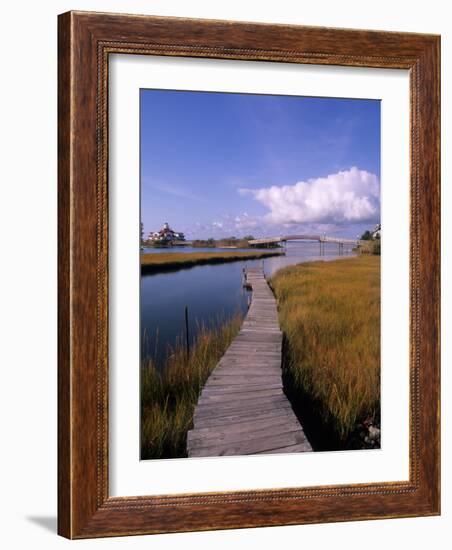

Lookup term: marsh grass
[140,314,243,459]
[358,240,381,256]
[272,256,380,444]
[141,250,283,273]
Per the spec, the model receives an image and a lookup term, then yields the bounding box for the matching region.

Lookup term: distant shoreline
[141,250,284,274]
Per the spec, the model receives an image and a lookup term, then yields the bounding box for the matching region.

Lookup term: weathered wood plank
[193,400,293,421]
[193,400,295,422]
[216,359,281,367]
[213,367,282,375]
[193,407,296,429]
[200,383,283,395]
[199,388,282,401]
[188,423,303,450]
[205,375,283,386]
[189,430,310,457]
[188,416,300,448]
[188,268,312,456]
[188,415,302,439]
[194,395,290,414]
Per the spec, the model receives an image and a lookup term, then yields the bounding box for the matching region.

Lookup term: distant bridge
[248,234,361,247]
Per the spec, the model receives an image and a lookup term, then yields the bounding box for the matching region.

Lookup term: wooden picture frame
[58,11,440,539]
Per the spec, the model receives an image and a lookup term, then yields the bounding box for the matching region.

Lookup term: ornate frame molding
[58,11,440,538]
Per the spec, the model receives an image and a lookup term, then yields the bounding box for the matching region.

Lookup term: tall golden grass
[272,256,380,442]
[141,315,243,459]
[141,250,283,273]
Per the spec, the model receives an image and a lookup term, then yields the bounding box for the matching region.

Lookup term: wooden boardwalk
[187,267,312,457]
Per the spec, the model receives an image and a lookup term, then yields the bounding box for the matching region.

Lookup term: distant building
[372,223,381,239]
[148,222,185,244]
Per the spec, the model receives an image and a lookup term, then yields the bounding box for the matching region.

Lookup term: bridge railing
[248,235,360,246]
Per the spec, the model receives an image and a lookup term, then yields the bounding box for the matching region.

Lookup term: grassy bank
[141,315,243,459]
[271,256,380,447]
[141,250,284,273]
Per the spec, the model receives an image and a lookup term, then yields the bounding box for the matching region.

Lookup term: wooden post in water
[184,305,190,360]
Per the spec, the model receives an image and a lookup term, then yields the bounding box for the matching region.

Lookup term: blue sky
[140,89,380,240]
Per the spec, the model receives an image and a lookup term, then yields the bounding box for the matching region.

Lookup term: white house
[148,222,185,244]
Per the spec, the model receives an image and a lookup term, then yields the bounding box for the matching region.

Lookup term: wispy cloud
[143,180,203,201]
[234,213,261,230]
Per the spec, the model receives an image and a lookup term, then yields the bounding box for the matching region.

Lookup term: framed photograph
[58,11,440,538]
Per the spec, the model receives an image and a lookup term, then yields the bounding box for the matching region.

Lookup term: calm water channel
[141,242,354,369]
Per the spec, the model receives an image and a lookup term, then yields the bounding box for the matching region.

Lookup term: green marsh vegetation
[140,314,243,459]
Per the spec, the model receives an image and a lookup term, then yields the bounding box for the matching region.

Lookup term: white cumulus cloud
[239,167,380,226]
